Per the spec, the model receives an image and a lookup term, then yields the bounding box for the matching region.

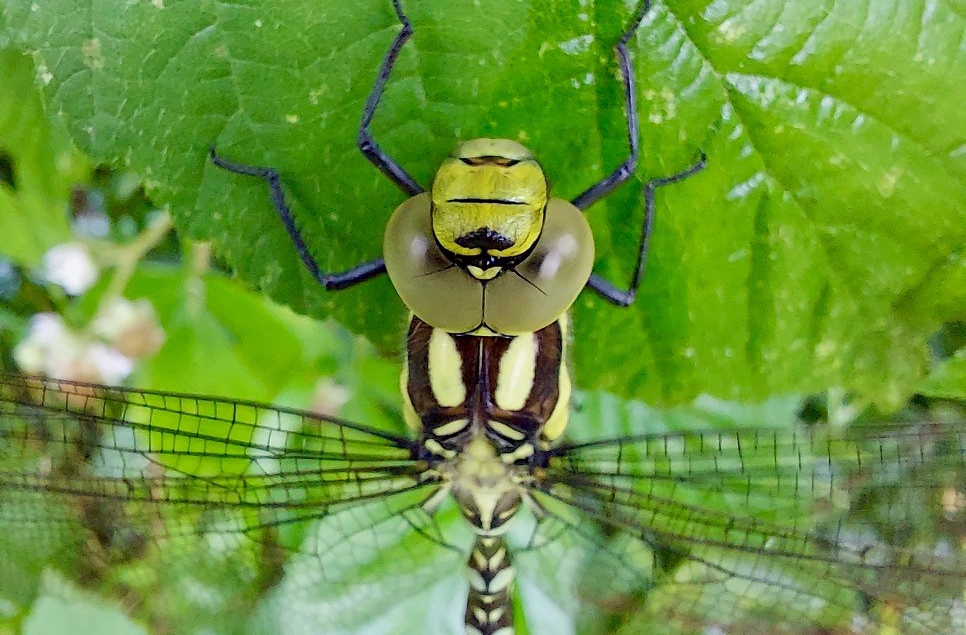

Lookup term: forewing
[0,374,466,634]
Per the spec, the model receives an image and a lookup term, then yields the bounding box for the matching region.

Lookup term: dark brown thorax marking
[405,315,564,452]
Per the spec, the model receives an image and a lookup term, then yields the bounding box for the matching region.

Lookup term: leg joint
[617,155,638,181]
[357,129,374,152]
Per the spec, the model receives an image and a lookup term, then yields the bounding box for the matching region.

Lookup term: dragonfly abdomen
[465,535,515,635]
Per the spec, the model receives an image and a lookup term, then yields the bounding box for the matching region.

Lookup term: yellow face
[431,139,548,280]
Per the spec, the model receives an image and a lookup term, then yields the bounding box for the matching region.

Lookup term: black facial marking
[447,197,527,205]
[455,228,514,252]
[459,156,520,167]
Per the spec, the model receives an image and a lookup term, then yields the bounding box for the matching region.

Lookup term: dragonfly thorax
[437,434,527,535]
[401,315,571,446]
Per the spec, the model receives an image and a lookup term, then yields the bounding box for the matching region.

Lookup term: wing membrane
[2,374,963,634]
[0,374,466,634]
[529,423,964,634]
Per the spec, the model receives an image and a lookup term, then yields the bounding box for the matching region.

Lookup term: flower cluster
[14,244,164,385]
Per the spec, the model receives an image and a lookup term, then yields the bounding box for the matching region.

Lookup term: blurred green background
[0,0,963,633]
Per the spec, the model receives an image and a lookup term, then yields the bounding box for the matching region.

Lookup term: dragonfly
[1,0,964,633]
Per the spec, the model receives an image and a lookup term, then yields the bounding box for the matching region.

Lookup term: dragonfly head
[384,141,595,335]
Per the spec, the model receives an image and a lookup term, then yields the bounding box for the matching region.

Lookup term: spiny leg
[570,0,707,305]
[209,147,386,291]
[586,154,706,306]
[358,0,424,197]
[209,1,422,289]
[570,0,652,211]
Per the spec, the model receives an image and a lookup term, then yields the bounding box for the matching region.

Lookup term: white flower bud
[14,313,71,373]
[12,340,46,374]
[14,311,134,385]
[25,312,70,346]
[92,297,165,359]
[310,379,351,418]
[86,343,135,386]
[42,243,99,295]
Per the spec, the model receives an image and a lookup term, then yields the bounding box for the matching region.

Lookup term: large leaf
[0,49,86,266]
[2,0,963,406]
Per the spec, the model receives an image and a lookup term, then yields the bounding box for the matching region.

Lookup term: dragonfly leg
[586,154,707,307]
[358,0,424,197]
[418,478,451,515]
[570,0,653,211]
[567,0,708,307]
[209,147,387,291]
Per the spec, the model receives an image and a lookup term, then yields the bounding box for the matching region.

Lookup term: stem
[93,211,174,315]
[185,241,211,316]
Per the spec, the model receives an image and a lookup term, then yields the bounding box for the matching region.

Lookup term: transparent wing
[5,373,963,634]
[520,423,964,635]
[0,374,467,635]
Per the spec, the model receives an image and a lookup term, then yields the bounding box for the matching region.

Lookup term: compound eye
[385,195,594,336]
[384,194,483,333]
[484,198,594,335]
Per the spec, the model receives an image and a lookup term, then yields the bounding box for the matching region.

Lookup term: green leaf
[919,347,966,399]
[0,49,86,265]
[2,0,963,408]
[120,263,409,437]
[571,388,802,440]
[22,572,147,635]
